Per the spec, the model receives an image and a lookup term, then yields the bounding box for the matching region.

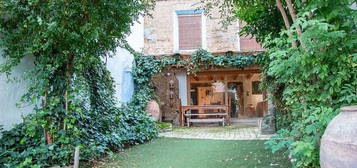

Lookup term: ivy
[206,0,356,167]
[0,0,156,167]
[130,49,260,113]
[259,1,357,167]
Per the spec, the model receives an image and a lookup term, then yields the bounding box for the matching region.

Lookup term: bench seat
[187,118,225,126]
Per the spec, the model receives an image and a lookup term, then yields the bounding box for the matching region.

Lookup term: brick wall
[144,0,263,55]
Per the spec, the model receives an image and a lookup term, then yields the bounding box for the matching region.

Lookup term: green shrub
[156,122,172,129]
[0,105,157,167]
[261,2,357,166]
[0,0,156,167]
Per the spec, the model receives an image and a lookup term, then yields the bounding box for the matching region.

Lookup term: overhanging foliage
[0,0,157,167]
[131,49,261,109]
[223,0,357,167]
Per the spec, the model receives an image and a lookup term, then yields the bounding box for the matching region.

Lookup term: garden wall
[0,17,144,130]
[0,51,34,131]
[0,48,136,130]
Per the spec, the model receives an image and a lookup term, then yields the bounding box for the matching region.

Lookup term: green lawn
[98,138,291,168]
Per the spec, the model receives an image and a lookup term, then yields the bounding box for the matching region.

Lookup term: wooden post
[224,75,230,125]
[187,75,191,106]
[224,75,228,106]
[180,106,185,126]
[74,147,80,168]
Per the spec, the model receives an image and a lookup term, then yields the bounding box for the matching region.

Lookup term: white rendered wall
[106,47,135,105]
[106,16,144,105]
[176,72,188,106]
[0,53,34,130]
[0,17,144,130]
[127,17,144,52]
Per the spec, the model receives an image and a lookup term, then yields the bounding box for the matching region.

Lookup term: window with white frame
[174,9,206,51]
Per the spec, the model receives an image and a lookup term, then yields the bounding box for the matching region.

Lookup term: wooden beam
[234,75,238,80]
[208,75,213,81]
[196,70,260,75]
[193,76,199,81]
[246,73,253,79]
[190,79,245,84]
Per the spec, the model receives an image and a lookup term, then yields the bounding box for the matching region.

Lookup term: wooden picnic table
[180,105,230,126]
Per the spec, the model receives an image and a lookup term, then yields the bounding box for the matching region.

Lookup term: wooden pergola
[179,69,263,126]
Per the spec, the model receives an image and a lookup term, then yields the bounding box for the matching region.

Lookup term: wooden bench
[181,105,229,126]
[185,116,226,127]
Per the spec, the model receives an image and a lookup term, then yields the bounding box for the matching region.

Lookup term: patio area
[159,121,272,140]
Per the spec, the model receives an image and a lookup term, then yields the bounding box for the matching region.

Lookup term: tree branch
[285,0,302,36]
[301,0,313,19]
[276,0,297,46]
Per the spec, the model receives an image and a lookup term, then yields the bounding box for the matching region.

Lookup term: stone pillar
[260,93,276,134]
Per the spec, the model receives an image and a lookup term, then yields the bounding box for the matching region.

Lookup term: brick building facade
[144,0,263,55]
[144,0,267,125]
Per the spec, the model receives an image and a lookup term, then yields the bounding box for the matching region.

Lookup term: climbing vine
[0,0,156,167]
[210,0,357,167]
[0,1,258,167]
[131,49,261,109]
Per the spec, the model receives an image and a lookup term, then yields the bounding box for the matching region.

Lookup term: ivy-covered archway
[131,49,262,114]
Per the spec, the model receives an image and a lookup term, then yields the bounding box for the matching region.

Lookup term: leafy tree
[205,0,357,167]
[0,0,156,167]
[201,0,284,43]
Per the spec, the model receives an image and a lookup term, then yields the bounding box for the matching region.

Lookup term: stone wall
[144,0,239,55]
[151,70,181,124]
[144,0,264,55]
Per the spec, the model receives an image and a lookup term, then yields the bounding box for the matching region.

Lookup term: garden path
[159,122,272,140]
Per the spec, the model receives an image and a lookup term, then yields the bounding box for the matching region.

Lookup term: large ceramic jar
[145,100,161,122]
[320,106,357,168]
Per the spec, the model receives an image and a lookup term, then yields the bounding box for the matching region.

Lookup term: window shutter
[178,15,202,50]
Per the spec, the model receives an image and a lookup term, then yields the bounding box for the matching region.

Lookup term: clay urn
[145,100,161,121]
[320,106,357,168]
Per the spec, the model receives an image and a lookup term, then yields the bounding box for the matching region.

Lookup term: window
[174,9,206,51]
[178,14,201,50]
[252,81,262,94]
[238,21,265,51]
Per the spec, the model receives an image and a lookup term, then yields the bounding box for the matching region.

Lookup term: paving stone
[159,123,273,140]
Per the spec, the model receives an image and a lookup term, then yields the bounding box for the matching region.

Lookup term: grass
[98,137,291,168]
[156,122,172,129]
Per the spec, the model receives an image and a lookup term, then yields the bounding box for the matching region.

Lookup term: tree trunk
[276,0,291,30]
[43,89,54,145]
[276,0,297,47]
[64,53,74,131]
[285,0,302,36]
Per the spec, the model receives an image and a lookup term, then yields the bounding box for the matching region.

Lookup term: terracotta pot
[320,106,357,168]
[145,100,161,121]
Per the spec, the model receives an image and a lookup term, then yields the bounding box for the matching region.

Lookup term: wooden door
[197,87,211,117]
[197,87,213,105]
[197,87,224,105]
[236,84,244,117]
